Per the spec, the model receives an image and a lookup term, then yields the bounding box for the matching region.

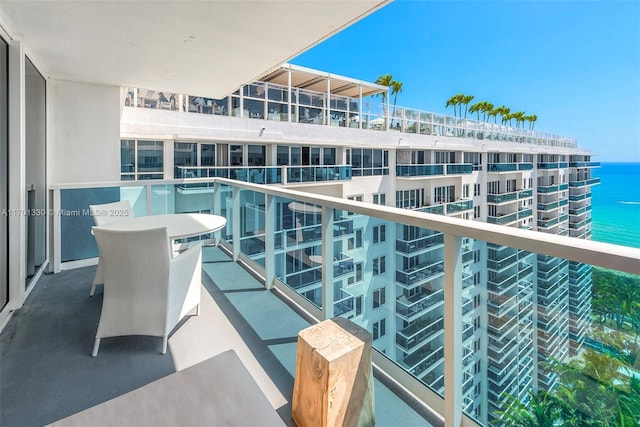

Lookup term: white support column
[263,82,268,119]
[444,233,463,427]
[326,78,330,126]
[178,94,184,112]
[264,194,275,289]
[321,206,334,319]
[232,186,241,261]
[133,88,138,108]
[385,89,390,131]
[359,85,363,129]
[287,65,292,123]
[239,86,244,118]
[8,40,25,309]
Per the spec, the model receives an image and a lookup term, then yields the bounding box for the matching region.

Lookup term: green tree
[512,111,525,128]
[495,105,511,125]
[469,101,483,120]
[390,79,403,127]
[488,108,498,123]
[528,114,537,130]
[375,73,392,104]
[481,102,494,121]
[460,94,474,119]
[446,94,461,118]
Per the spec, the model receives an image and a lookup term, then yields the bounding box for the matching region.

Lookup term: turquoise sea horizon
[590,162,640,249]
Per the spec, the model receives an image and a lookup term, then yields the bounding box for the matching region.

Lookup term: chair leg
[161,336,168,355]
[92,338,101,357]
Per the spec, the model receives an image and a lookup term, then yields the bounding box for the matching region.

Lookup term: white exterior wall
[49,80,120,184]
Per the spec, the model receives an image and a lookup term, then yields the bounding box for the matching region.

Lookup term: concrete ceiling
[0,0,389,98]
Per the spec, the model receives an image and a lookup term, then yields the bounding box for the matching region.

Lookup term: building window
[373,256,386,276]
[373,225,386,244]
[121,139,164,180]
[348,229,363,250]
[373,287,386,308]
[473,206,480,219]
[434,185,455,203]
[474,183,480,196]
[355,296,363,316]
[348,262,363,285]
[373,193,386,206]
[396,188,424,209]
[349,148,389,176]
[373,319,386,340]
[463,184,470,198]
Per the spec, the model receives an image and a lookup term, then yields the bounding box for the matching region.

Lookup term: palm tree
[390,79,403,127]
[469,102,483,120]
[482,102,494,121]
[528,114,538,130]
[512,111,525,128]
[445,94,460,118]
[375,74,392,104]
[488,108,498,123]
[495,105,510,125]
[460,94,474,119]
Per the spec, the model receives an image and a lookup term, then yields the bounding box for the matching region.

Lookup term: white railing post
[264,194,275,289]
[321,206,334,319]
[444,233,463,427]
[49,188,61,273]
[213,181,222,245]
[232,186,241,261]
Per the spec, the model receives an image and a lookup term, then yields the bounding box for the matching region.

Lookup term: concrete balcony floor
[1,246,432,426]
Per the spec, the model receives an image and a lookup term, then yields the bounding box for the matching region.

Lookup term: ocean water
[590,162,640,248]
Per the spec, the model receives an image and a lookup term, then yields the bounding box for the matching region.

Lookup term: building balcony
[519,189,533,199]
[25,176,639,427]
[569,191,592,201]
[175,165,352,185]
[537,162,569,169]
[396,288,445,320]
[396,233,444,254]
[569,161,600,168]
[446,199,474,214]
[518,208,533,219]
[487,163,517,173]
[518,163,534,171]
[569,177,601,187]
[487,191,518,204]
[396,164,444,177]
[446,164,473,175]
[487,211,519,225]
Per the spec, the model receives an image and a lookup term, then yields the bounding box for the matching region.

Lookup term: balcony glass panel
[396,164,444,177]
[446,164,473,174]
[487,192,518,204]
[488,163,517,172]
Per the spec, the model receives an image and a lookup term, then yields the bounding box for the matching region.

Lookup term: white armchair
[91,226,202,356]
[89,200,133,296]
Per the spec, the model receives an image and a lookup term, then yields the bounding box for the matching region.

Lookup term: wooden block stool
[292,317,374,427]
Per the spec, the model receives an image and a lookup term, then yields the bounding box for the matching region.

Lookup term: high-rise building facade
[119,64,599,424]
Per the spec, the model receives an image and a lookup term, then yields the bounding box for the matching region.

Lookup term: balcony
[487,163,517,172]
[569,192,591,201]
[569,177,601,187]
[446,199,473,214]
[396,232,444,254]
[24,176,640,427]
[537,217,559,228]
[487,191,518,204]
[175,165,352,185]
[537,162,569,169]
[518,163,534,171]
[518,189,533,199]
[518,208,533,219]
[396,164,444,177]
[569,161,600,168]
[446,164,473,175]
[487,211,519,225]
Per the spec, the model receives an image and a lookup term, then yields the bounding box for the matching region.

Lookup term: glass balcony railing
[569,192,592,201]
[487,192,518,204]
[125,87,578,149]
[537,185,560,194]
[569,177,601,187]
[569,161,600,168]
[487,212,518,225]
[537,201,559,211]
[518,163,534,170]
[446,164,473,175]
[488,163,517,172]
[518,189,533,198]
[518,208,533,219]
[446,199,473,214]
[286,165,352,183]
[49,176,640,427]
[537,162,569,169]
[175,165,352,184]
[396,164,444,177]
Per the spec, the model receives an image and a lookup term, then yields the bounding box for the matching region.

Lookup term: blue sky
[292,0,640,162]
